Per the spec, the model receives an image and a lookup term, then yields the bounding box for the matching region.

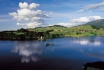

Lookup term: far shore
[0,35,103,41]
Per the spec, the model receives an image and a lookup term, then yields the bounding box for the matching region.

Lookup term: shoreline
[0,35,103,41]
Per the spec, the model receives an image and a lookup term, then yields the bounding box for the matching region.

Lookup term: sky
[0,0,104,30]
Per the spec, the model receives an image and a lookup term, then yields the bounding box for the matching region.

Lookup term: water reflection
[1,37,104,70]
[11,41,42,63]
[71,37,101,46]
[65,37,104,60]
[86,52,104,60]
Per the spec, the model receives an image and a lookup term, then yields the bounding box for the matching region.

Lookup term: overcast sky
[0,0,104,30]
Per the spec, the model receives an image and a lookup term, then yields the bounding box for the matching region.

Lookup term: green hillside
[84,19,104,29]
[68,25,93,30]
[1,19,104,40]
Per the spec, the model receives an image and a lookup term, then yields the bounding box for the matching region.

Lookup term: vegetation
[1,19,104,40]
[0,26,65,40]
[83,61,104,70]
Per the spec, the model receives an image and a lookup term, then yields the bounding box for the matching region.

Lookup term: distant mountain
[68,19,104,30]
[84,19,104,29]
[85,19,104,25]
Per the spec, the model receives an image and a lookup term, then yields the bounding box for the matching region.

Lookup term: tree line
[0,28,64,40]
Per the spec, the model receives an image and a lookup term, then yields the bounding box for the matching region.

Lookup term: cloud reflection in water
[11,41,42,63]
[70,37,104,60]
[71,39,101,46]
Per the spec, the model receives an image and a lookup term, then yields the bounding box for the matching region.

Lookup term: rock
[45,43,50,46]
[45,43,54,46]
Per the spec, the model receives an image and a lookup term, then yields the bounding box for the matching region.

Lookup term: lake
[0,36,104,70]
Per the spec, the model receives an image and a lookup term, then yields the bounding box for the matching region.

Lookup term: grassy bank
[0,25,104,40]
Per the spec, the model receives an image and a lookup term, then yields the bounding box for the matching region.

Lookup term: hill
[66,19,104,37]
[84,19,104,29]
[1,20,104,40]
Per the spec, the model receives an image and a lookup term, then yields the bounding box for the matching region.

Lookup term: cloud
[101,7,104,11]
[71,16,102,24]
[17,22,42,27]
[84,2,104,9]
[56,22,75,27]
[89,11,92,13]
[9,2,50,27]
[76,2,104,13]
[54,16,102,27]
[49,12,54,15]
[0,19,12,22]
[19,2,40,9]
[76,9,84,13]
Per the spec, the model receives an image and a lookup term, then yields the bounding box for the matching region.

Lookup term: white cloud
[19,2,40,9]
[76,9,84,13]
[84,2,104,9]
[19,2,29,9]
[76,2,104,13]
[71,16,102,23]
[17,22,42,27]
[9,2,50,27]
[55,16,102,27]
[29,3,40,9]
[57,22,75,27]
[89,11,92,13]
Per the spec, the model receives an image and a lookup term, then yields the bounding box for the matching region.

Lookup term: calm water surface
[0,36,104,70]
